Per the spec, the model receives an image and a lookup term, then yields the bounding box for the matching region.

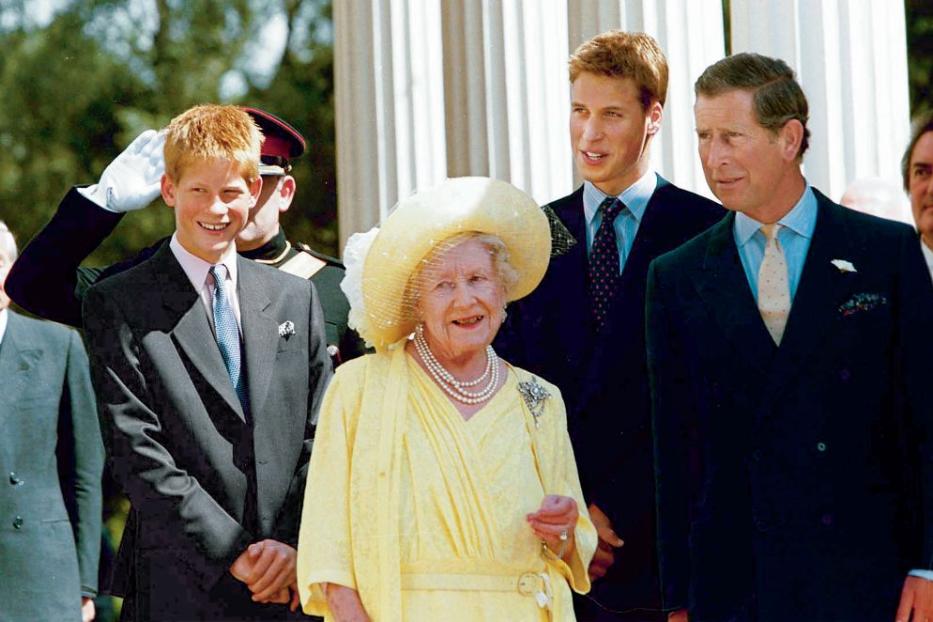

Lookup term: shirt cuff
[77,184,116,212]
[908,569,933,582]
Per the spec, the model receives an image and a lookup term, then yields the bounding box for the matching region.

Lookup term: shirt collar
[0,308,7,346]
[734,184,818,247]
[922,240,933,274]
[169,234,239,294]
[583,170,657,227]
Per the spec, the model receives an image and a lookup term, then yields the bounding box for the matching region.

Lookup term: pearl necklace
[413,325,500,404]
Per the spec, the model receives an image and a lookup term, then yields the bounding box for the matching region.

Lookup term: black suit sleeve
[273,279,334,547]
[646,259,692,611]
[82,285,253,586]
[57,328,105,597]
[7,188,124,327]
[895,233,933,570]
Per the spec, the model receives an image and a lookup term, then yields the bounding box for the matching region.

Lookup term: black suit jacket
[0,311,104,621]
[82,242,332,621]
[495,177,723,614]
[647,190,933,621]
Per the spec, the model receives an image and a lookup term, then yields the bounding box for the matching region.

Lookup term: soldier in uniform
[7,107,366,365]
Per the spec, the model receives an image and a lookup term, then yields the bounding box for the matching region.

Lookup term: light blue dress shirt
[733,185,817,303]
[582,171,657,274]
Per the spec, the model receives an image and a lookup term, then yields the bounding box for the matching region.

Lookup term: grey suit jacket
[82,242,332,621]
[0,310,103,621]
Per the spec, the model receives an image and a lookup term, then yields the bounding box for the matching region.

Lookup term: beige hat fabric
[357,177,551,350]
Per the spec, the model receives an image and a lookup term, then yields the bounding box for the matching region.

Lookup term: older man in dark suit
[648,53,933,622]
[495,31,722,622]
[82,105,331,621]
[903,111,933,283]
[0,221,104,621]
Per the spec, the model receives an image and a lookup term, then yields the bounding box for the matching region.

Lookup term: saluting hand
[79,129,165,213]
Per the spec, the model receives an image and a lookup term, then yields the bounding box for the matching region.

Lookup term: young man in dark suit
[6,107,365,366]
[648,53,933,622]
[82,105,332,621]
[494,31,723,622]
[0,222,104,622]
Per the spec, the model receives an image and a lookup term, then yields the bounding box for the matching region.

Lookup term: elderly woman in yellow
[296,177,596,621]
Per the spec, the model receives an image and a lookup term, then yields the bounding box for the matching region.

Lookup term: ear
[277,176,297,214]
[646,101,663,136]
[248,176,263,205]
[161,174,176,207]
[779,119,804,161]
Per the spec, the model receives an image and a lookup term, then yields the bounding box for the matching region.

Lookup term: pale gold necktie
[757,223,791,345]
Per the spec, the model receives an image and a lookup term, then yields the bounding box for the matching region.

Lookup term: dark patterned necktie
[588,197,625,330]
[209,265,249,416]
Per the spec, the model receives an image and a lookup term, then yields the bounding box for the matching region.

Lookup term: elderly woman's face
[417,238,506,364]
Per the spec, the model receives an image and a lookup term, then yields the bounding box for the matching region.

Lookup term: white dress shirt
[0,307,8,346]
[582,169,657,273]
[168,235,242,333]
[922,240,933,285]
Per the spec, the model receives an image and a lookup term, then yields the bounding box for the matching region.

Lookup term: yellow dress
[297,348,596,621]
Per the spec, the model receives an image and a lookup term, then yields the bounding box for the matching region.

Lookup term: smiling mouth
[581,151,607,163]
[452,315,484,327]
[199,222,229,232]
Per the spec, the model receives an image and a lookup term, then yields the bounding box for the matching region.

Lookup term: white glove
[78,129,165,213]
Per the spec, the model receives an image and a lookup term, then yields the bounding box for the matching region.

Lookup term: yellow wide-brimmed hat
[356,177,551,350]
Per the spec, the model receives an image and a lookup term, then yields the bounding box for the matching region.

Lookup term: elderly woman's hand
[526,494,579,560]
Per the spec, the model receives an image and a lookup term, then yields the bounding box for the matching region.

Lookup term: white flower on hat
[340,227,380,347]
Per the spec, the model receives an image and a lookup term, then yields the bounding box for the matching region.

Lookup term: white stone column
[442,0,574,206]
[333,0,447,250]
[730,0,911,203]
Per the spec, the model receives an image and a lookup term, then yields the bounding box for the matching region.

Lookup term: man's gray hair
[0,221,17,261]
[695,52,811,160]
[902,110,933,191]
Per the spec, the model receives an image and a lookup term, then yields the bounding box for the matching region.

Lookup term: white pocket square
[278,321,295,338]
[830,259,857,273]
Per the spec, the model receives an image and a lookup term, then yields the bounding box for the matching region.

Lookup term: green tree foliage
[0,0,336,265]
[907,0,932,115]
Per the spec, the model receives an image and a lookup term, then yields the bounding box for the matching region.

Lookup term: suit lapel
[238,257,279,420]
[694,213,776,376]
[548,189,594,365]
[762,194,857,400]
[0,313,37,410]
[151,244,247,422]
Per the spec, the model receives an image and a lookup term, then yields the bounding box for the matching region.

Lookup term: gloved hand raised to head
[78,129,165,213]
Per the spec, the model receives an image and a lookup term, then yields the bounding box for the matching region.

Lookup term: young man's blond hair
[568,30,669,109]
[163,104,263,182]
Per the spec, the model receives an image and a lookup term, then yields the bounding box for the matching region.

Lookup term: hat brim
[361,177,551,349]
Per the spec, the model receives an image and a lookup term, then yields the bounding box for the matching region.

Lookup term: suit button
[9,472,23,485]
[12,516,23,529]
[754,518,769,532]
[751,450,762,462]
[820,513,833,526]
[839,369,851,382]
[816,442,827,452]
